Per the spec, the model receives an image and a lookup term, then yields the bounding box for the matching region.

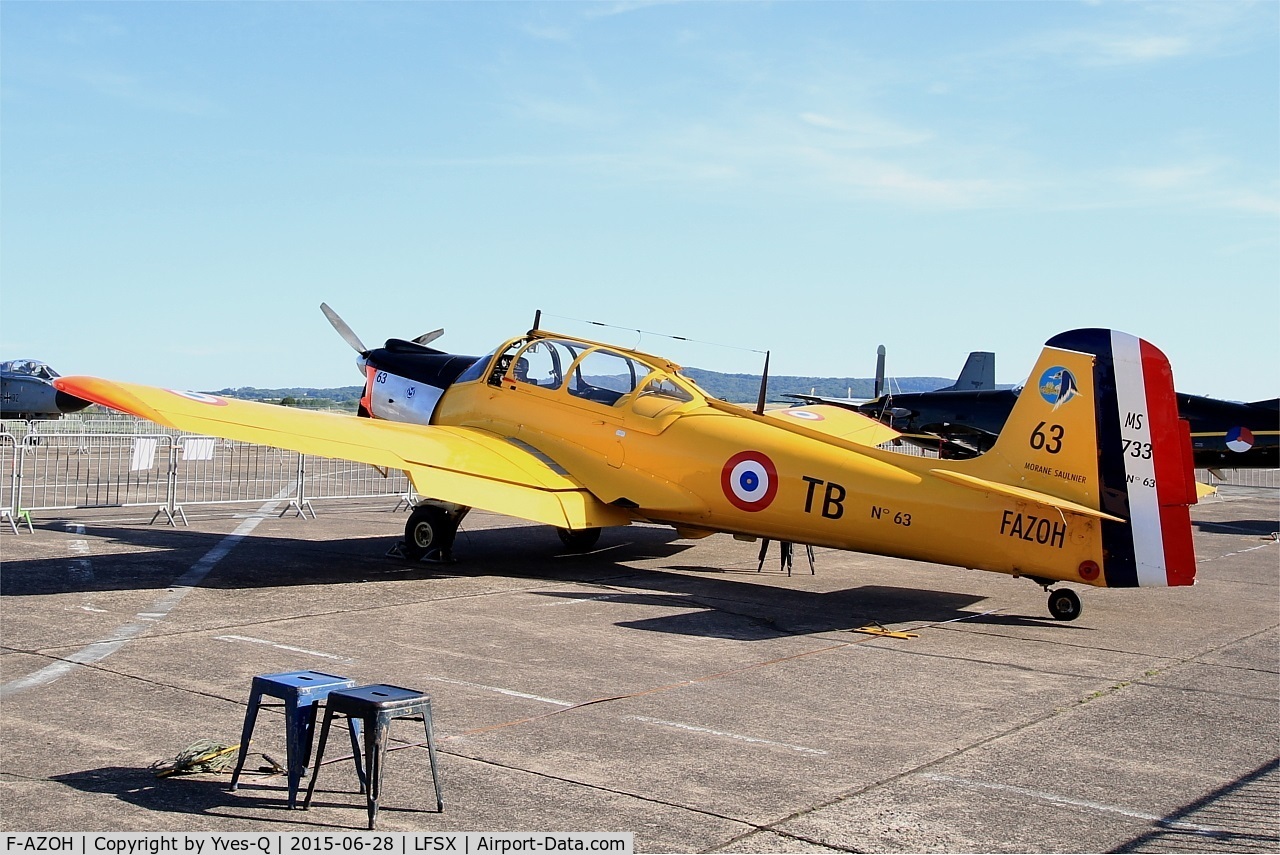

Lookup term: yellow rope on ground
[150,740,240,777]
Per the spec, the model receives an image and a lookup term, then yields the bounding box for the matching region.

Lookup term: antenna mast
[755,351,771,415]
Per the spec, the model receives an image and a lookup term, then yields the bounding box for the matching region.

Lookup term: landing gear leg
[403,501,469,562]
[1028,577,1083,621]
[556,527,602,552]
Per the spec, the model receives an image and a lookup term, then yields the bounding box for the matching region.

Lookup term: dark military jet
[802,382,1277,471]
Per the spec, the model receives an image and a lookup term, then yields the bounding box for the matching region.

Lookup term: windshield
[2,360,57,380]
[453,348,497,385]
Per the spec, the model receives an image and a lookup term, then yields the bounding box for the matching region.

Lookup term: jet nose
[55,390,93,414]
[355,355,369,377]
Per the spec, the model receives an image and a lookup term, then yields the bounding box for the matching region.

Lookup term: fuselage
[421,332,1107,587]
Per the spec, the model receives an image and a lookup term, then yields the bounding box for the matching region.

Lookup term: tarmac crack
[410,748,865,854]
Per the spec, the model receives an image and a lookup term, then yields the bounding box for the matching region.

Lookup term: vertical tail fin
[938,351,996,391]
[963,329,1197,588]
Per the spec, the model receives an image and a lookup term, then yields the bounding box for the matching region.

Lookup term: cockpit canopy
[1,360,59,382]
[456,335,699,412]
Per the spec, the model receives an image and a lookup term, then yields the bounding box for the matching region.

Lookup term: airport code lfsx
[3,835,633,855]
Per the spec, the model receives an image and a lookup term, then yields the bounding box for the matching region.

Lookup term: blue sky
[3,1,1276,400]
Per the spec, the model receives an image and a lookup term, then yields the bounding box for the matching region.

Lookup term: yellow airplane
[54,308,1199,622]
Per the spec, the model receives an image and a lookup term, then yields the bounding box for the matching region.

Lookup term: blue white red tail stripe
[1046,329,1197,588]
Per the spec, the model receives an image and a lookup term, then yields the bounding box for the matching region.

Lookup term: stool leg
[366,714,390,830]
[423,707,444,811]
[284,695,311,809]
[229,686,263,792]
[347,716,367,793]
[302,706,336,811]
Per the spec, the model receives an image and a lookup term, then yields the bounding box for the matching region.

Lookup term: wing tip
[53,376,166,425]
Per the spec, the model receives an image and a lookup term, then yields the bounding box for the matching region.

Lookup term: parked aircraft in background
[1,359,93,420]
[791,349,997,411]
[935,351,996,393]
[1176,393,1279,473]
[819,376,1277,472]
[56,306,1199,621]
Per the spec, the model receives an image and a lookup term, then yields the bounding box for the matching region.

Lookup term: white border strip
[1110,331,1166,586]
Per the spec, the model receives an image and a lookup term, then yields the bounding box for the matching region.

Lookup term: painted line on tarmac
[214,634,349,661]
[629,715,828,755]
[537,592,629,607]
[66,524,94,584]
[0,494,288,699]
[424,675,574,707]
[922,773,1227,836]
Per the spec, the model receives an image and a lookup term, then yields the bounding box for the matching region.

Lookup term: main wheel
[404,504,455,562]
[1047,588,1082,621]
[556,527,602,552]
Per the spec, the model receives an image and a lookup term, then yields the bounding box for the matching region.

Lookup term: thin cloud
[583,1,685,20]
[1008,2,1266,68]
[798,111,934,149]
[521,23,573,42]
[78,68,217,116]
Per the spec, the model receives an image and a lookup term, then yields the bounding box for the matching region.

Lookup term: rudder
[965,329,1197,588]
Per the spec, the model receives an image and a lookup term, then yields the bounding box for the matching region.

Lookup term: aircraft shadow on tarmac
[0,520,692,596]
[529,581,1075,638]
[4,519,1076,634]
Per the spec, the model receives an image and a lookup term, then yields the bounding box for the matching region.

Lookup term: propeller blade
[413,329,445,346]
[874,345,886,398]
[320,302,368,355]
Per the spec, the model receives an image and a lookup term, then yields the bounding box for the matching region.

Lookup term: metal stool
[303,684,443,829]
[229,670,365,808]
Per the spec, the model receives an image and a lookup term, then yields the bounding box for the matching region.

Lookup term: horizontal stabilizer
[930,468,1124,522]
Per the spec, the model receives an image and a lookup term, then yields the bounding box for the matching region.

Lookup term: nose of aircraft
[55,389,93,414]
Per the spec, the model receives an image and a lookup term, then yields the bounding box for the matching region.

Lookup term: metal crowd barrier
[1194,467,1280,489]
[2,417,1276,534]
[1,424,415,532]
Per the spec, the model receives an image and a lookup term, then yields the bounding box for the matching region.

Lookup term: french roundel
[168,390,228,406]
[721,451,779,512]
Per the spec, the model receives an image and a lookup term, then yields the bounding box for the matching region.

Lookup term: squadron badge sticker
[1038,366,1079,409]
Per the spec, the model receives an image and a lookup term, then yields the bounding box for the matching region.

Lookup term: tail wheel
[1048,588,1082,621]
[404,504,457,562]
[556,527,602,552]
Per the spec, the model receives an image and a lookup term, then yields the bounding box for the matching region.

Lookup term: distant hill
[212,369,958,410]
[681,369,954,403]
[210,386,364,410]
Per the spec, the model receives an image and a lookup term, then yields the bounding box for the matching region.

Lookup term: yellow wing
[54,377,631,530]
[761,404,902,448]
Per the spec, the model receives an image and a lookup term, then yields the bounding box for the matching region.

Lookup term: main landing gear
[403,501,604,561]
[556,526,602,552]
[403,501,470,562]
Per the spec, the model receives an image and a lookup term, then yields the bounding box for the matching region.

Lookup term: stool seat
[229,670,364,809]
[303,683,443,829]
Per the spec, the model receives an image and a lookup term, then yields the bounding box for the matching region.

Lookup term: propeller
[874,345,886,399]
[321,302,369,356]
[321,302,446,352]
